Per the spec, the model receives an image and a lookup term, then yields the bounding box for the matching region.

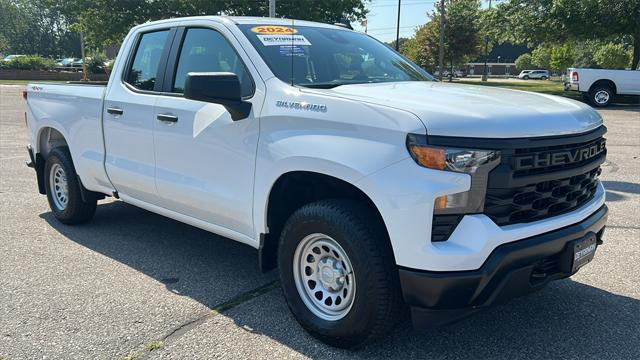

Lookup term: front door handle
[157,113,178,123]
[106,107,123,116]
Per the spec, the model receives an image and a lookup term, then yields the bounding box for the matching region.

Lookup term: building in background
[465,43,529,76]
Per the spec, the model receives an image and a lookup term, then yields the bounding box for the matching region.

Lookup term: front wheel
[44,147,97,224]
[278,199,402,348]
[523,75,529,80]
[541,76,548,80]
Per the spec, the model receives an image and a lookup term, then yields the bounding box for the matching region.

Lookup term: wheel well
[259,171,389,272]
[38,127,68,159]
[589,79,617,95]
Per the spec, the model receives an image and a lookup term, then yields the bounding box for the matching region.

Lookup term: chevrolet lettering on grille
[514,140,606,170]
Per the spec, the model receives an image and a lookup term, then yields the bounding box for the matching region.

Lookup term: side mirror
[184,72,252,121]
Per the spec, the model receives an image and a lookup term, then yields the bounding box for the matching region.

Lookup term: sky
[352,0,439,43]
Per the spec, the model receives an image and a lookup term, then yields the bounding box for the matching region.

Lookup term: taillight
[22,90,27,100]
[571,71,579,82]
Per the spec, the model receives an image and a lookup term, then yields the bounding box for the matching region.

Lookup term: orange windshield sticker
[251,26,298,34]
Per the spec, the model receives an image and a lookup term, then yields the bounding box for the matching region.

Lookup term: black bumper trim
[400,205,608,327]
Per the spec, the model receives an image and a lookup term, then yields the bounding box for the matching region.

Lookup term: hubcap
[594,90,610,104]
[49,163,68,210]
[293,233,356,321]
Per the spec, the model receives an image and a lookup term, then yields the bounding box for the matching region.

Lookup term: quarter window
[126,30,170,91]
[173,28,253,97]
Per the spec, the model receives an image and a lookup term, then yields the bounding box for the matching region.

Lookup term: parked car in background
[518,70,549,80]
[2,54,26,63]
[434,69,466,79]
[56,58,83,71]
[565,68,640,107]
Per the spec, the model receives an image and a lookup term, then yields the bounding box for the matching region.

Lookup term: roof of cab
[134,15,345,31]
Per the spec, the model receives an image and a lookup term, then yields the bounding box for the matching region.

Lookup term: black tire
[44,147,97,224]
[589,86,613,107]
[541,76,548,80]
[523,75,529,80]
[277,199,402,348]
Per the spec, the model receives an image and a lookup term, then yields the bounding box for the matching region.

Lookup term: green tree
[400,0,482,73]
[515,53,533,70]
[531,44,552,69]
[549,43,575,73]
[594,43,632,69]
[60,0,370,48]
[401,23,439,72]
[572,40,605,68]
[387,37,410,51]
[0,0,80,57]
[492,0,640,69]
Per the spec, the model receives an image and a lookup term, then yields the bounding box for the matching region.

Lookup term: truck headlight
[406,134,501,214]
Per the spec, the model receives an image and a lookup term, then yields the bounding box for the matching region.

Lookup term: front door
[152,26,261,237]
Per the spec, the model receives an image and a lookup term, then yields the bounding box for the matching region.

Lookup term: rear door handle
[157,114,178,123]
[106,107,123,116]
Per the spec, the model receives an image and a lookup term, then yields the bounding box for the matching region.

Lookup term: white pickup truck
[25,16,609,348]
[565,67,640,107]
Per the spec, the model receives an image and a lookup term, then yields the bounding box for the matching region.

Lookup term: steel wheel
[293,233,356,321]
[49,163,68,211]
[594,89,610,105]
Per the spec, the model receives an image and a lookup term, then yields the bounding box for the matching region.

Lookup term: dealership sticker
[257,34,311,46]
[279,45,306,56]
[251,25,297,34]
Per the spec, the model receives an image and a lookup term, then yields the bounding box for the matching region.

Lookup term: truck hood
[318,82,602,138]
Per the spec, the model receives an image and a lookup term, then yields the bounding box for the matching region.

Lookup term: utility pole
[80,32,88,82]
[395,0,401,51]
[438,0,445,81]
[481,0,492,82]
[269,0,276,18]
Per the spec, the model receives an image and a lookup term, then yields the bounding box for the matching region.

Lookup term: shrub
[549,43,575,73]
[86,51,108,74]
[515,53,533,70]
[4,55,55,70]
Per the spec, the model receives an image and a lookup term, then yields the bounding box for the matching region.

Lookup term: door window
[173,28,254,97]
[125,30,170,91]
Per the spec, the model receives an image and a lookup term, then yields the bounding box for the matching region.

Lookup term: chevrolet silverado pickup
[25,16,608,348]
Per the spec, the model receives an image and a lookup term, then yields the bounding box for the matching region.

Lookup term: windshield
[238,24,434,88]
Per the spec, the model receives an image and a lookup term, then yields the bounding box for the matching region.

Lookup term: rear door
[151,25,262,237]
[103,28,175,203]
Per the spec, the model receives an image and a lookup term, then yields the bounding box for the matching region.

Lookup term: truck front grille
[427,127,607,239]
[484,167,601,226]
[484,128,606,226]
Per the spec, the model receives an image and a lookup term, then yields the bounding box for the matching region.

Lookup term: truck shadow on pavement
[603,180,640,202]
[41,201,640,359]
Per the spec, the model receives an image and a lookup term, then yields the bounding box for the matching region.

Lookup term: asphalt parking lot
[1,84,639,359]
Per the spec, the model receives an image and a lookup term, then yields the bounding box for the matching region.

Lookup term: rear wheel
[278,199,402,348]
[590,87,613,107]
[541,76,548,80]
[44,147,97,224]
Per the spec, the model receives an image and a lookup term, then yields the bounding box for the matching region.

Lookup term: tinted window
[173,28,253,97]
[126,30,170,90]
[238,24,432,88]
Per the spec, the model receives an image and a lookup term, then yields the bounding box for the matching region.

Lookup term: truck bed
[26,82,112,195]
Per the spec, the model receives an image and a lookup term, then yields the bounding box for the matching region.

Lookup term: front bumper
[399,204,608,328]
